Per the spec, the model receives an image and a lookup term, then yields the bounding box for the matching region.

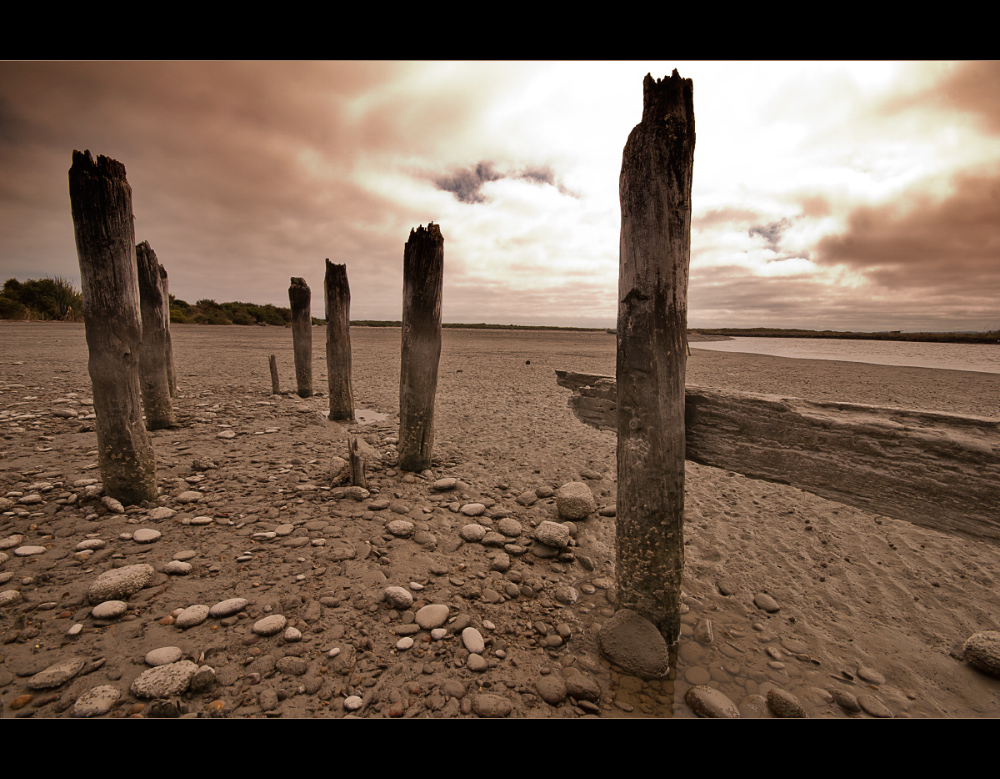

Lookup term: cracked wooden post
[136,241,176,429]
[615,72,695,644]
[398,223,443,472]
[288,277,312,398]
[349,436,367,489]
[269,354,281,394]
[68,149,157,504]
[158,263,177,397]
[325,260,354,421]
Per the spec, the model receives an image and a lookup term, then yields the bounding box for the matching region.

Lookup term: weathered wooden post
[158,264,178,397]
[288,277,312,398]
[68,150,157,504]
[398,223,444,472]
[325,260,354,421]
[615,72,695,644]
[135,241,176,429]
[268,354,281,394]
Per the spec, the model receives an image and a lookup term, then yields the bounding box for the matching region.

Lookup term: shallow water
[693,337,1000,374]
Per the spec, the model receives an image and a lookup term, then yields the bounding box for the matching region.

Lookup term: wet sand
[2,322,999,717]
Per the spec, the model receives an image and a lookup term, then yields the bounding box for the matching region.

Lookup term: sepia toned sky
[1,60,998,331]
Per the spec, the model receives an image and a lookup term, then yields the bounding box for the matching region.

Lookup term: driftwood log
[135,241,176,429]
[268,354,281,395]
[556,369,1000,544]
[158,264,177,397]
[324,260,354,421]
[288,277,312,398]
[615,71,695,643]
[398,223,444,472]
[68,150,157,504]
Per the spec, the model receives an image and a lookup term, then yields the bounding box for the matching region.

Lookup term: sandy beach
[2,321,999,718]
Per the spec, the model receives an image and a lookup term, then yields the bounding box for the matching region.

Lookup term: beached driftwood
[135,241,176,429]
[615,71,695,644]
[325,260,354,421]
[556,370,1000,544]
[398,223,444,472]
[68,150,157,504]
[288,277,312,398]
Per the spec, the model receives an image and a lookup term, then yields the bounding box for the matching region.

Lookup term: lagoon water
[692,336,1000,375]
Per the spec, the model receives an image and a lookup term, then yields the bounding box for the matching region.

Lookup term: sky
[1,60,998,332]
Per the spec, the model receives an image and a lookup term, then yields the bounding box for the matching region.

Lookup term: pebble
[130,660,199,698]
[27,658,86,690]
[534,521,571,548]
[101,496,125,513]
[432,478,457,491]
[857,665,886,685]
[462,627,485,654]
[831,689,862,713]
[72,685,121,717]
[162,560,193,575]
[536,675,567,705]
[461,503,486,517]
[384,586,413,609]
[145,646,184,666]
[1,534,25,550]
[467,654,488,672]
[175,604,211,629]
[555,481,596,519]
[209,598,249,618]
[767,688,807,717]
[754,592,781,613]
[415,604,450,630]
[396,637,414,650]
[858,694,893,718]
[471,693,512,717]
[132,528,161,544]
[91,600,128,620]
[963,631,1000,677]
[253,614,287,635]
[344,695,363,711]
[386,519,414,538]
[0,590,22,607]
[176,491,202,503]
[14,546,46,557]
[147,507,176,521]
[597,609,671,679]
[75,539,106,551]
[87,564,154,603]
[459,524,486,543]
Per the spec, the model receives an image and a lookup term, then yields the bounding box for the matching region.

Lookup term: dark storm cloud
[435,162,503,204]
[748,218,792,253]
[813,169,1000,297]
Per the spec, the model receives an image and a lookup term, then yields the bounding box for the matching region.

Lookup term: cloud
[748,218,792,253]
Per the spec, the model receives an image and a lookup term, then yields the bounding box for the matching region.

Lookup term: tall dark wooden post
[325,260,354,421]
[398,223,444,472]
[158,264,177,397]
[288,276,312,398]
[616,72,695,644]
[135,241,176,429]
[68,150,157,504]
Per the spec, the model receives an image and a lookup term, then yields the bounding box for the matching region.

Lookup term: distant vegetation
[693,327,1000,345]
[168,298,293,326]
[1,276,83,321]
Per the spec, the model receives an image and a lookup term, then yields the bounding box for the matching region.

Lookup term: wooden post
[159,264,178,397]
[615,72,695,644]
[288,277,312,398]
[68,150,157,504]
[135,241,176,429]
[325,260,354,421]
[269,354,281,394]
[398,223,444,472]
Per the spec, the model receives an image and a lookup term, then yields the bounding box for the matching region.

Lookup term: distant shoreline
[692,328,1000,345]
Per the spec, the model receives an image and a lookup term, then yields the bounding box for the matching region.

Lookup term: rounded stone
[253,614,287,635]
[857,665,886,685]
[754,592,781,613]
[132,528,161,544]
[467,654,488,672]
[146,507,176,521]
[384,586,413,610]
[209,597,249,618]
[162,560,192,575]
[175,604,210,629]
[14,546,46,557]
[471,693,512,717]
[88,564,154,604]
[555,481,596,520]
[462,627,485,654]
[27,658,86,690]
[90,600,128,620]
[461,503,486,517]
[72,684,121,717]
[831,689,862,713]
[146,646,184,666]
[344,695,363,711]
[0,590,22,607]
[963,631,1000,677]
[534,520,571,549]
[75,539,106,551]
[686,685,741,718]
[858,694,893,718]
[536,675,567,705]
[130,660,199,698]
[386,519,414,538]
[496,518,522,537]
[396,637,414,650]
[597,609,670,679]
[415,604,450,630]
[767,688,807,718]
[284,627,302,642]
[459,524,486,543]
[432,478,457,491]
